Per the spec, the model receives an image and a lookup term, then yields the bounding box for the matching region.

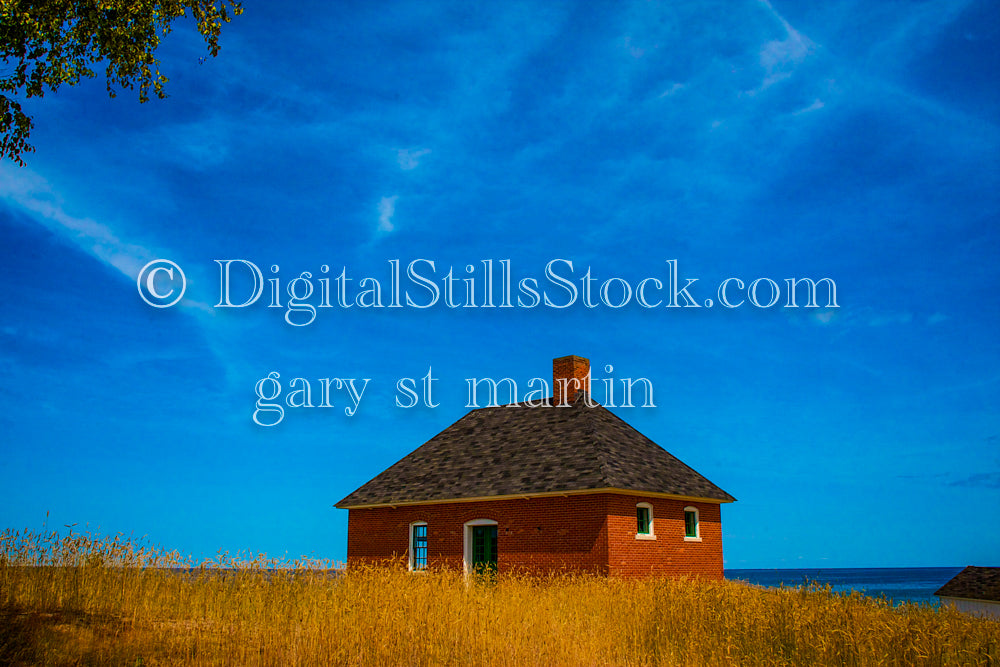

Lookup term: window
[410,522,428,571]
[636,502,655,539]
[637,506,650,533]
[684,506,700,541]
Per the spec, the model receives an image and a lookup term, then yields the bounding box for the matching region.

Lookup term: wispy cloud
[0,164,154,279]
[621,35,647,59]
[948,472,1000,489]
[658,83,685,98]
[753,0,815,92]
[0,164,234,382]
[811,310,836,325]
[867,311,913,327]
[0,164,219,317]
[793,98,825,115]
[377,195,398,232]
[794,307,923,329]
[139,116,233,169]
[862,0,975,75]
[396,148,431,171]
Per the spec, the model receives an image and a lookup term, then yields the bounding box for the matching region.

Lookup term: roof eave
[936,594,1000,604]
[335,486,736,510]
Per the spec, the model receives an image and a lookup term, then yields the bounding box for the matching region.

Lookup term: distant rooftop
[934,566,1000,602]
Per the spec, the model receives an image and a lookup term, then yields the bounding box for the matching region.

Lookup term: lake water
[724,567,965,606]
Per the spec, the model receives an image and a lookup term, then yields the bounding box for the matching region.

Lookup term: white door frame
[462,518,498,574]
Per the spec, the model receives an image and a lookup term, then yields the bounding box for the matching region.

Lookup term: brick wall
[347,494,610,575]
[346,492,725,578]
[606,495,723,578]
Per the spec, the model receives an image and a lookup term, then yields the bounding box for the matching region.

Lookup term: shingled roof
[336,393,735,508]
[935,566,1000,602]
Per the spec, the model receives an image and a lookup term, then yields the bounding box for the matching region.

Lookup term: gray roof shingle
[935,566,1000,602]
[336,393,735,507]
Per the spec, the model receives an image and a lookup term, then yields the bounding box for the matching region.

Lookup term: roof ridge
[594,402,731,495]
[573,395,616,487]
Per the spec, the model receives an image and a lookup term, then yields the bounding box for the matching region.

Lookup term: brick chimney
[553,355,590,406]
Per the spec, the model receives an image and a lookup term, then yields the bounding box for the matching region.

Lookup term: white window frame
[462,518,498,574]
[408,521,428,572]
[635,502,656,540]
[683,506,701,542]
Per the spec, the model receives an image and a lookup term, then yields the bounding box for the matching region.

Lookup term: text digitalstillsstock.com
[135,257,838,425]
[137,258,839,323]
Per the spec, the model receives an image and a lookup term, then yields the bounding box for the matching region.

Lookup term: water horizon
[725,566,966,606]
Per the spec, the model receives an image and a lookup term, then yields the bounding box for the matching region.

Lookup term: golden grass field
[1,527,998,666]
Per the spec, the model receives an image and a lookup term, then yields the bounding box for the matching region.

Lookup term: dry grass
[1,527,998,666]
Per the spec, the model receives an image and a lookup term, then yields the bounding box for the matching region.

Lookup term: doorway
[463,519,498,575]
[471,524,498,574]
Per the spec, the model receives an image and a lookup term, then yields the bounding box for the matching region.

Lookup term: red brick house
[336,355,735,578]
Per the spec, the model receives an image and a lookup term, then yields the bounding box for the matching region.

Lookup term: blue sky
[1,0,997,568]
